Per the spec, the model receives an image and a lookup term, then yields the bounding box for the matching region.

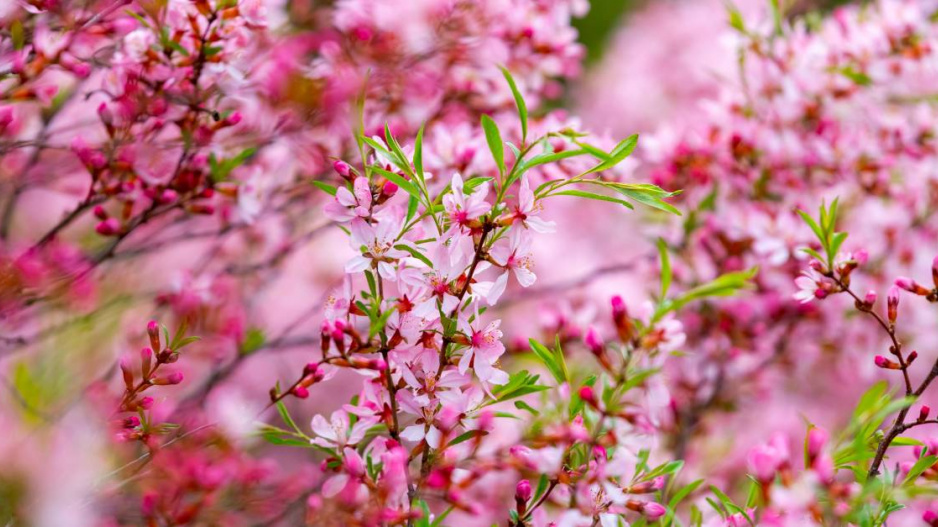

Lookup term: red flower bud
[140,347,153,378]
[515,479,532,503]
[919,405,931,423]
[293,386,310,399]
[119,357,134,391]
[147,320,160,351]
[875,355,900,370]
[334,160,351,177]
[95,218,121,236]
[887,286,899,324]
[579,385,597,407]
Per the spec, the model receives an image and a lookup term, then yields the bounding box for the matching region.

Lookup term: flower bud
[293,386,309,399]
[93,205,108,220]
[119,356,134,391]
[147,320,161,351]
[875,355,900,370]
[138,396,154,409]
[579,385,597,407]
[908,350,919,364]
[807,427,827,460]
[584,326,604,356]
[123,416,140,428]
[864,290,877,306]
[95,218,121,236]
[641,502,667,521]
[334,160,351,177]
[515,479,532,503]
[887,286,899,324]
[896,277,930,296]
[925,510,938,527]
[919,405,931,423]
[140,347,153,378]
[152,372,183,385]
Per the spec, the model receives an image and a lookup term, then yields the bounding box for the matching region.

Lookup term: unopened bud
[864,290,877,306]
[293,386,310,399]
[887,286,899,324]
[919,405,931,423]
[875,355,900,370]
[140,347,153,378]
[896,277,931,296]
[579,385,597,407]
[93,205,108,220]
[515,479,532,503]
[119,357,134,391]
[908,350,919,364]
[584,327,604,356]
[334,160,351,177]
[147,321,160,351]
[95,218,121,236]
[807,427,827,460]
[123,416,140,428]
[152,372,183,385]
[925,510,938,527]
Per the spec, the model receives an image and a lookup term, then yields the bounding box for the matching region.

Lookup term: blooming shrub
[4,0,938,526]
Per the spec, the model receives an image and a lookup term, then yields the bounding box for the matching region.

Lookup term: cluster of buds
[115,320,195,442]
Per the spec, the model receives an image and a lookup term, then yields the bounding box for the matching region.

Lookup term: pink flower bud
[584,326,604,355]
[93,205,108,220]
[293,386,309,398]
[925,510,938,527]
[895,276,930,296]
[138,396,154,409]
[119,356,134,391]
[334,160,351,177]
[95,218,121,236]
[382,180,398,196]
[919,405,931,423]
[225,112,242,126]
[887,285,899,324]
[140,347,152,377]
[875,355,900,370]
[579,385,597,407]
[611,295,627,318]
[641,502,667,520]
[147,320,160,350]
[864,290,877,306]
[515,479,532,502]
[807,427,827,459]
[908,350,919,364]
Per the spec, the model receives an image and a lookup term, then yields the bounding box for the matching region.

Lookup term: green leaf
[665,479,704,524]
[553,189,634,209]
[276,400,301,434]
[585,134,638,175]
[311,180,338,196]
[614,187,681,215]
[369,307,397,339]
[395,244,433,268]
[903,454,938,485]
[414,123,426,186]
[240,328,266,355]
[658,238,672,299]
[481,114,506,176]
[372,167,421,200]
[448,429,488,446]
[499,66,528,143]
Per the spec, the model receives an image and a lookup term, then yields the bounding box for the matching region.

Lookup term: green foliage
[797,198,847,271]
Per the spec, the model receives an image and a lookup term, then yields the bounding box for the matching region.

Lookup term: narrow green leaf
[499,66,528,143]
[481,114,506,176]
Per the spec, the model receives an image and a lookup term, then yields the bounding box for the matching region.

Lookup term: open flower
[512,175,556,233]
[345,214,408,280]
[457,317,509,386]
[490,228,537,287]
[310,410,376,449]
[443,172,490,232]
[325,177,372,222]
